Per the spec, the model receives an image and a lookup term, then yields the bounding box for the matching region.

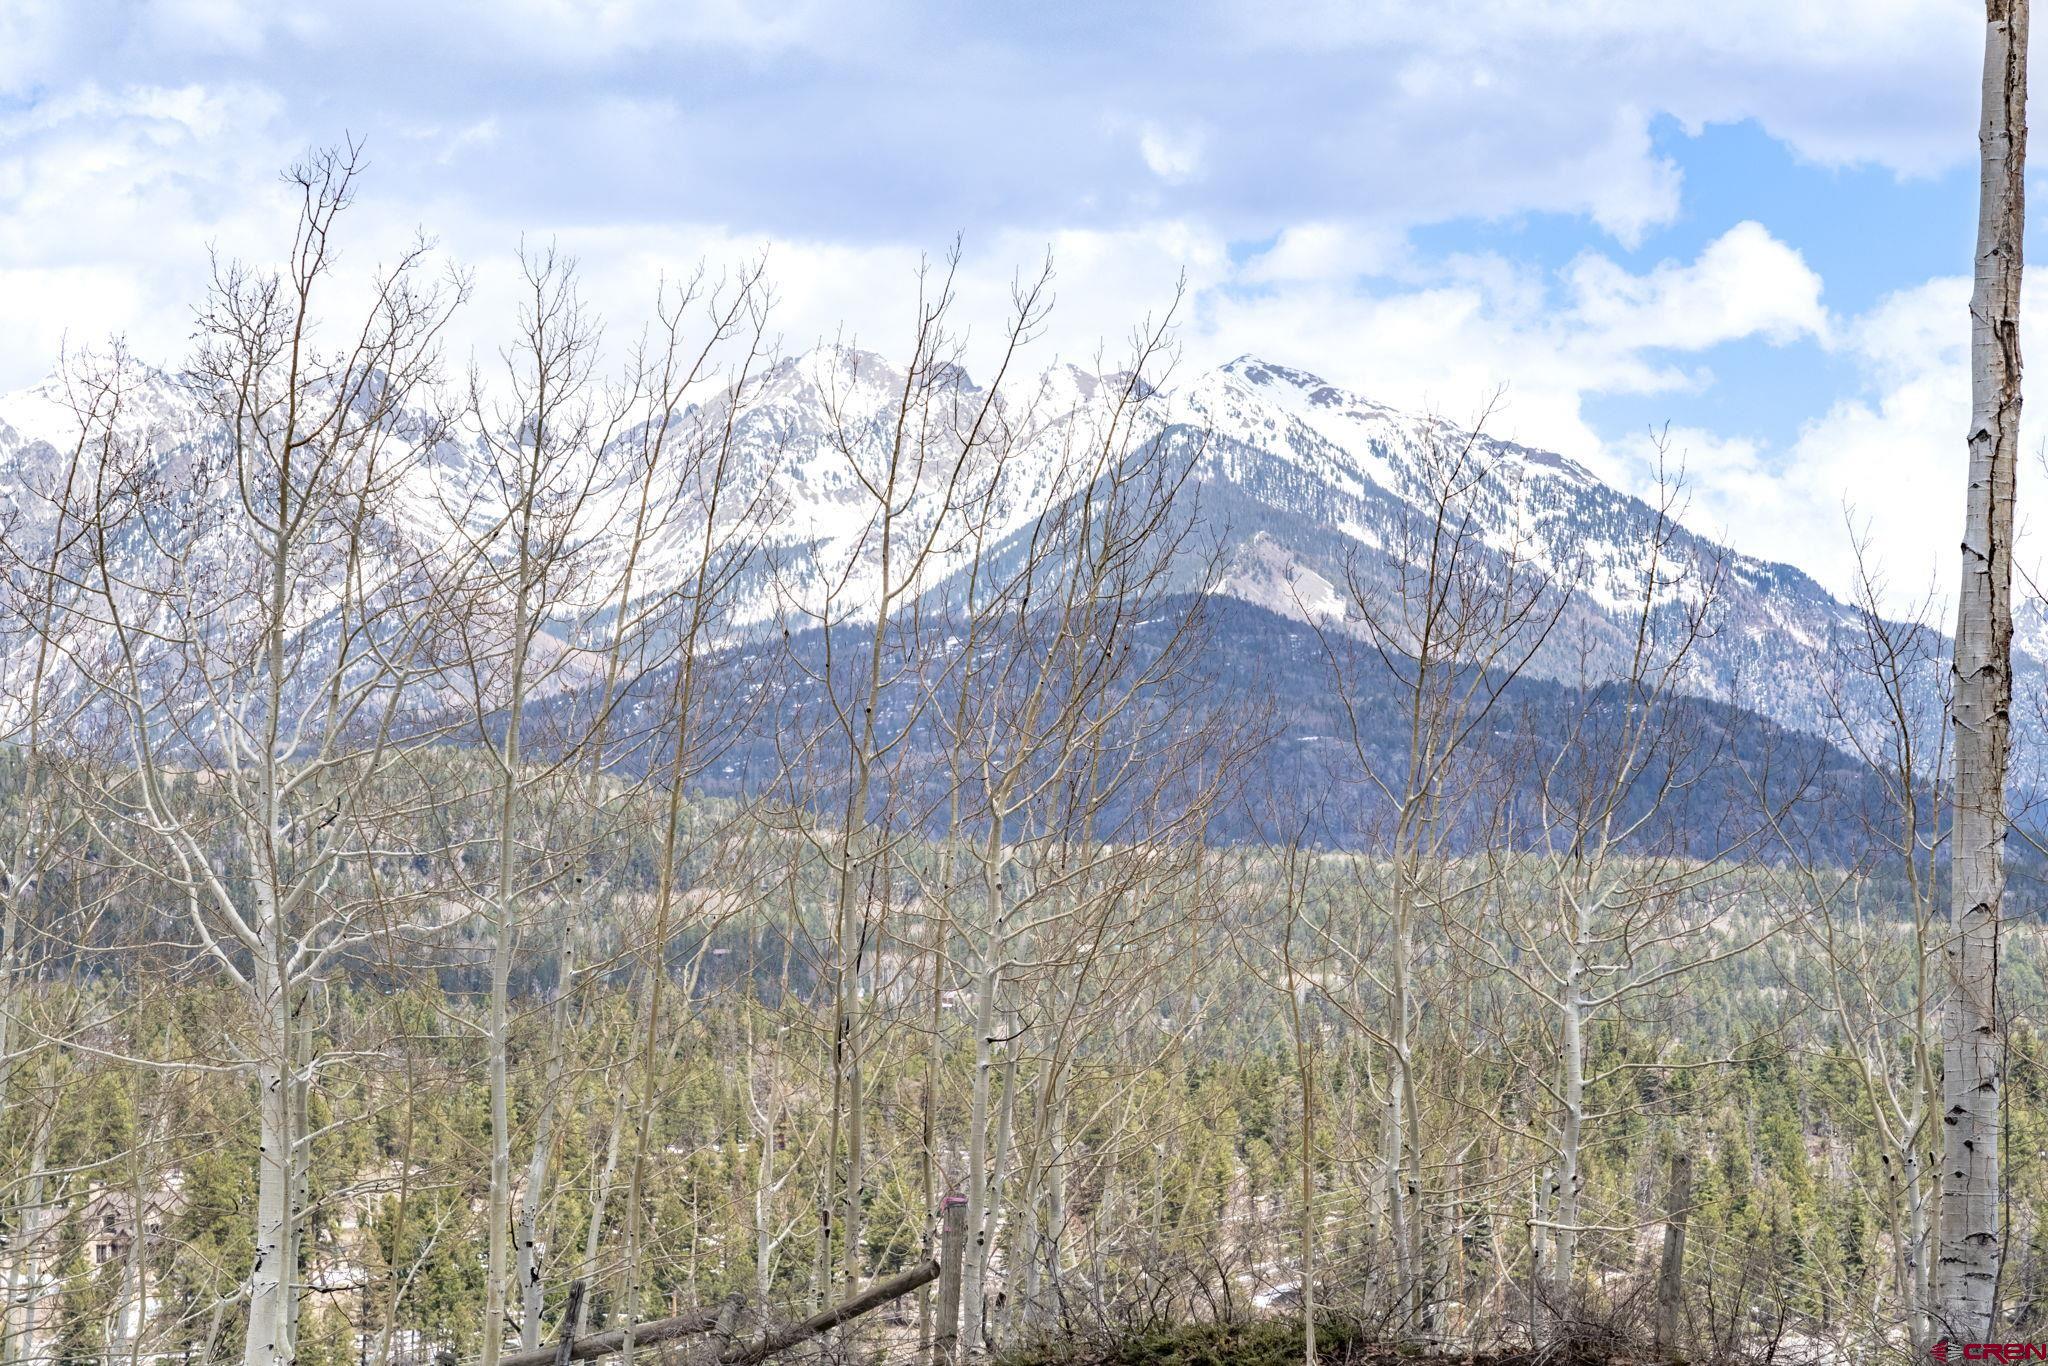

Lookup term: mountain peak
[1219,354,1330,391]
[1210,355,1407,425]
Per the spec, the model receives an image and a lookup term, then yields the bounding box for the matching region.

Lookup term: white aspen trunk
[1386,883,1418,1325]
[246,353,301,1366]
[1362,1092,1388,1309]
[1384,1070,1408,1310]
[516,942,573,1349]
[817,680,883,1319]
[0,907,15,1211]
[1906,891,1940,1353]
[1549,958,1586,1323]
[1402,1036,1425,1330]
[1905,1142,1931,1352]
[3,1112,50,1366]
[1006,1051,1055,1343]
[1296,1029,1318,1366]
[746,1007,795,1308]
[1044,1105,1068,1329]
[515,1110,556,1349]
[1527,1172,1545,1343]
[1384,876,1417,1327]
[838,873,866,1304]
[1088,1178,1110,1326]
[821,464,902,1316]
[1940,0,2026,1341]
[577,1081,627,1336]
[122,1120,156,1366]
[814,1143,835,1312]
[621,658,711,1364]
[284,1007,311,1356]
[920,861,951,1364]
[484,877,516,1357]
[980,1031,1022,1351]
[1009,1092,1046,1343]
[244,954,296,1366]
[372,1085,418,1366]
[960,820,1008,1357]
[756,1121,778,1305]
[486,566,534,1366]
[1017,1226,1041,1340]
[1537,886,1590,1329]
[1375,802,1428,1332]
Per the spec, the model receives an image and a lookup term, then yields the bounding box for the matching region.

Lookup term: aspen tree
[1773,539,1947,1355]
[53,148,466,1366]
[1308,406,1568,1332]
[1938,0,2027,1340]
[460,246,619,1366]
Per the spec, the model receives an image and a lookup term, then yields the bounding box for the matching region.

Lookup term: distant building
[1,1174,186,1362]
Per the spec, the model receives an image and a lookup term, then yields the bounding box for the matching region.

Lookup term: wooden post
[1654,1152,1692,1362]
[553,1282,586,1366]
[935,1194,967,1365]
[552,1286,585,1366]
[712,1292,743,1346]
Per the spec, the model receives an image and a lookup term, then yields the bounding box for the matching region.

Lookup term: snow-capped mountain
[1163,356,1923,745]
[0,347,1975,773]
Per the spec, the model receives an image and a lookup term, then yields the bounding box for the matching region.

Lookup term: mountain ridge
[0,346,1981,793]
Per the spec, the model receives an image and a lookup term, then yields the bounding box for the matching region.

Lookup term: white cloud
[1228,0,1980,177]
[0,91,1846,580]
[1197,223,1828,483]
[1565,220,1830,351]
[0,82,298,379]
[0,266,150,385]
[0,0,1986,266]
[1240,222,1406,283]
[0,53,1232,392]
[1567,106,1686,249]
[1647,278,1972,611]
[1139,123,1207,185]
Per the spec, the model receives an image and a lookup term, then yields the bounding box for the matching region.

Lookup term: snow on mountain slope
[0,347,1972,767]
[1158,355,1954,756]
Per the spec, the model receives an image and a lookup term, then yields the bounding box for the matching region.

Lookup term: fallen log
[493,1259,942,1366]
[496,1300,722,1366]
[720,1261,941,1366]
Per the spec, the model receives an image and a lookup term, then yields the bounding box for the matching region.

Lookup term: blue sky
[0,0,2018,608]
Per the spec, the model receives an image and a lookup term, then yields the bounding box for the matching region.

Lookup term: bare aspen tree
[1307,406,1569,1331]
[1939,0,2027,1339]
[531,259,775,1345]
[1477,471,1787,1340]
[929,308,1224,1353]
[742,996,826,1305]
[0,347,145,1365]
[611,286,780,1360]
[1228,835,1325,1366]
[1776,539,1948,1355]
[766,252,1055,1319]
[449,246,766,1359]
[454,246,622,1366]
[49,148,465,1366]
